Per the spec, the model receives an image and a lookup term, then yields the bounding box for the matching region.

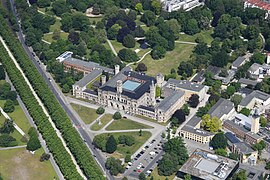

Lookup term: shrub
[113,112,122,120]
[96,107,105,114]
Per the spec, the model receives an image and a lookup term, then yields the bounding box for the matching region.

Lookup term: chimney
[115,65,120,75]
[101,75,106,85]
[116,80,122,94]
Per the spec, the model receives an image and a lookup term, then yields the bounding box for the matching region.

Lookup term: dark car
[154,147,157,150]
[140,151,144,154]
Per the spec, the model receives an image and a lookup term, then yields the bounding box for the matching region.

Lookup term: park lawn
[110,40,142,54]
[71,103,99,124]
[105,118,153,131]
[49,19,61,32]
[179,28,214,45]
[148,167,175,180]
[0,100,31,133]
[43,32,68,43]
[0,148,57,180]
[138,43,195,76]
[90,114,113,131]
[100,131,152,157]
[0,113,25,145]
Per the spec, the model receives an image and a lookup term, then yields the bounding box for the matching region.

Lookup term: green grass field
[179,28,214,45]
[148,167,175,180]
[98,131,151,157]
[0,148,57,180]
[0,100,31,134]
[49,19,61,32]
[71,103,99,124]
[43,32,68,43]
[134,43,195,76]
[90,114,113,131]
[105,118,153,131]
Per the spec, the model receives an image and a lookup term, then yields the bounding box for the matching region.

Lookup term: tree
[266,161,270,170]
[113,112,122,120]
[0,134,17,147]
[188,94,200,108]
[244,25,260,40]
[6,91,17,101]
[231,94,243,107]
[96,107,105,114]
[184,19,200,35]
[252,141,266,154]
[37,0,50,8]
[125,154,131,163]
[158,153,179,176]
[68,30,80,45]
[156,86,161,97]
[158,137,188,176]
[215,148,227,157]
[232,170,247,180]
[226,85,236,97]
[118,49,139,62]
[135,3,144,14]
[210,133,227,149]
[182,104,190,116]
[259,116,267,127]
[27,134,41,151]
[151,45,166,60]
[229,153,238,160]
[0,119,15,134]
[0,65,5,80]
[139,129,142,136]
[201,114,222,133]
[52,0,70,16]
[178,62,193,78]
[140,10,156,26]
[184,174,192,180]
[123,34,136,48]
[151,0,161,15]
[135,63,147,72]
[139,172,146,180]
[172,109,186,125]
[240,108,250,116]
[40,153,51,162]
[3,100,14,113]
[105,157,124,175]
[62,84,70,93]
[93,134,108,151]
[106,135,117,153]
[211,51,229,67]
[250,53,266,65]
[52,29,61,40]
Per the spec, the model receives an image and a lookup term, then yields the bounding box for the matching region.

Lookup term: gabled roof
[239,90,270,106]
[157,90,184,112]
[208,98,234,119]
[74,69,102,87]
[232,56,246,68]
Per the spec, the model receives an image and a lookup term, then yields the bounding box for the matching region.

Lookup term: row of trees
[0,13,103,179]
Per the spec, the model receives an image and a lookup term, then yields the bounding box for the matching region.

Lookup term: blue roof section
[225,132,240,144]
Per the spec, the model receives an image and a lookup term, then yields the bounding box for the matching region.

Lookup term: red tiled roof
[245,0,270,10]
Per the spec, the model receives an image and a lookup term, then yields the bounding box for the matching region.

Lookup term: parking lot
[124,135,166,179]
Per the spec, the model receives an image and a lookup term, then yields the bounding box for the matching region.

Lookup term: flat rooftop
[179,149,238,180]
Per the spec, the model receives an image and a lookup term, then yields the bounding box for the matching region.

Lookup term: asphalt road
[8,1,112,179]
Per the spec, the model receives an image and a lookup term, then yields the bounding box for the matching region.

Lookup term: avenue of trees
[0,12,103,179]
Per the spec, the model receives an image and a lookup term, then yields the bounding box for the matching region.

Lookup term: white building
[162,0,203,12]
[248,63,270,80]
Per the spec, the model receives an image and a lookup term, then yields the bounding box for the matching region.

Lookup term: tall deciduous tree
[106,135,117,153]
[210,133,227,149]
[201,114,222,133]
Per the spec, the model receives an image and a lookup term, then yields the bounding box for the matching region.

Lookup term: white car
[149,151,155,156]
[128,162,132,166]
[137,165,142,169]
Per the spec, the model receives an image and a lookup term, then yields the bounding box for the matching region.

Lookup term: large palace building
[57,52,208,122]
